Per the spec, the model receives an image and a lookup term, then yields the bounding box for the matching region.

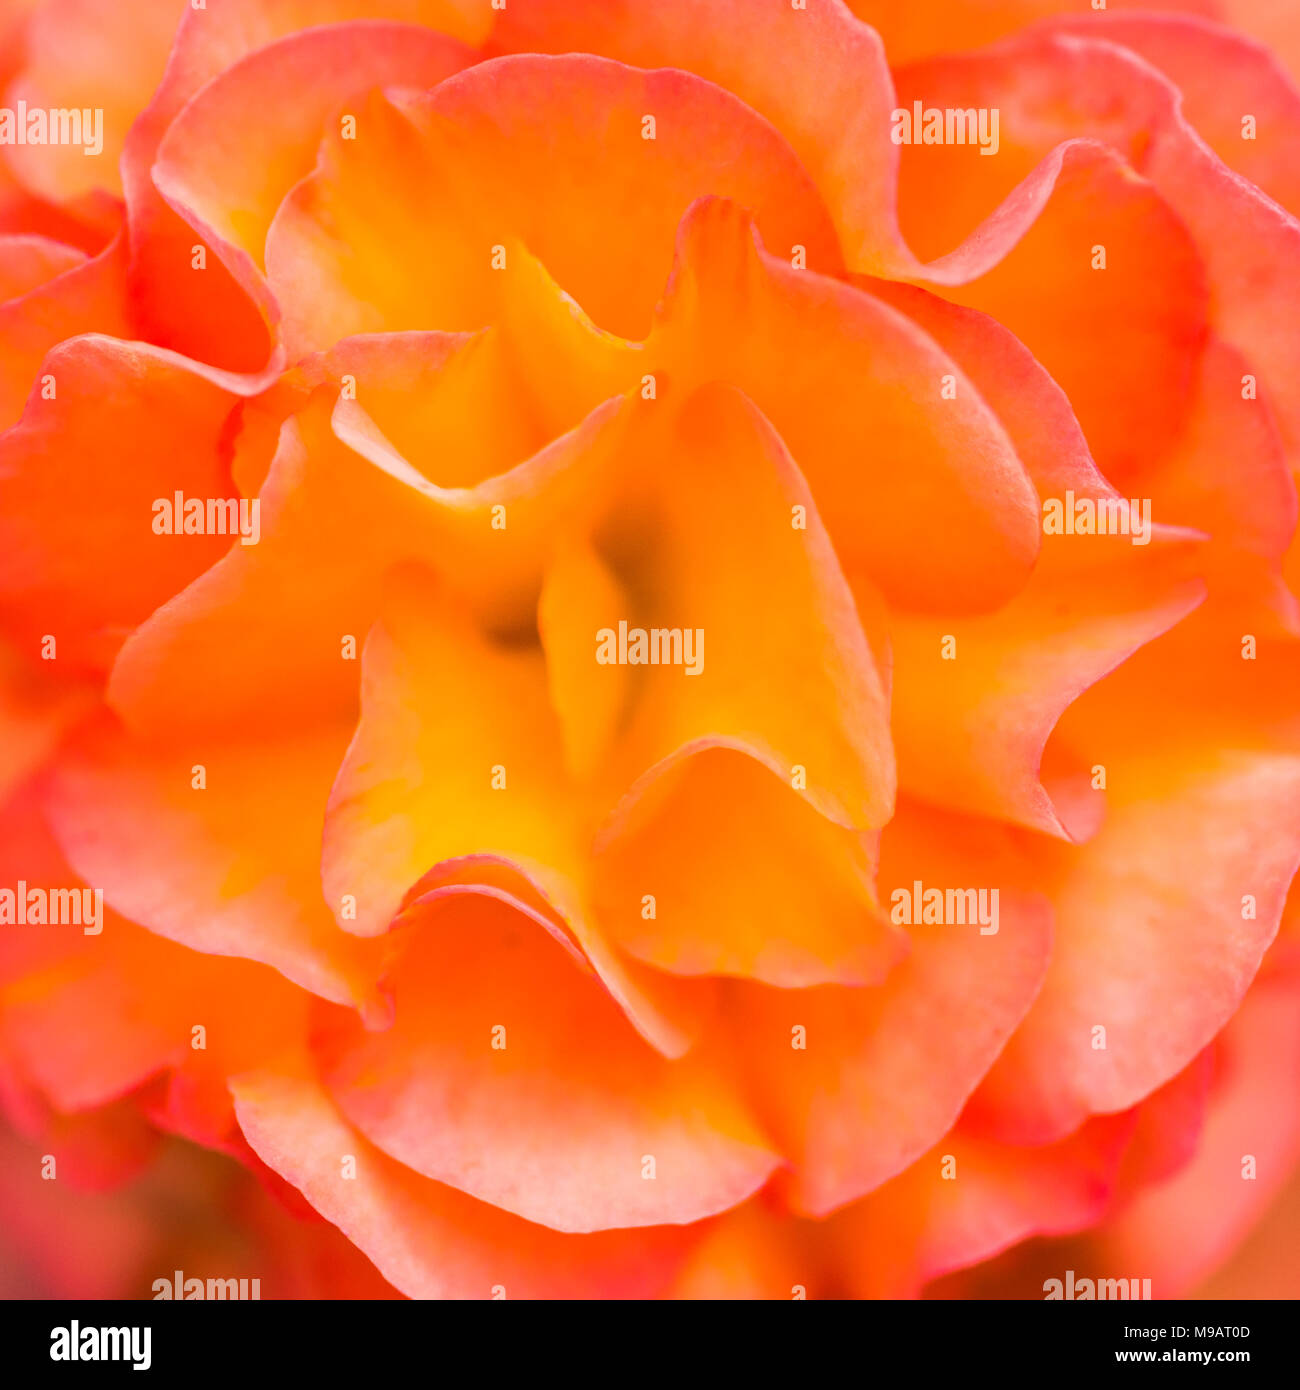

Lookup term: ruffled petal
[0,337,262,674]
[592,747,901,988]
[489,0,909,274]
[315,892,779,1231]
[0,0,178,201]
[711,801,1053,1215]
[153,21,474,337]
[266,55,841,351]
[43,716,382,1011]
[233,1050,701,1297]
[0,230,132,430]
[970,743,1300,1141]
[649,199,1042,614]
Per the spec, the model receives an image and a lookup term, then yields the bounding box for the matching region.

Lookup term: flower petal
[489,0,909,274]
[649,199,1042,614]
[970,745,1300,1141]
[0,231,132,430]
[0,337,258,674]
[713,801,1053,1215]
[267,55,841,349]
[232,1050,700,1297]
[889,536,1205,838]
[315,892,779,1231]
[153,21,474,336]
[320,564,698,1058]
[44,716,382,1011]
[592,747,902,988]
[1,0,178,201]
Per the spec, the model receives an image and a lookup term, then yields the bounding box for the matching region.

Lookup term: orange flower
[1,0,1298,1300]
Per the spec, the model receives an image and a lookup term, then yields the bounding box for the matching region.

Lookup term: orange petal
[1110,1050,1213,1200]
[232,1050,701,1297]
[1,0,178,201]
[153,21,474,337]
[267,55,841,348]
[649,199,1042,614]
[109,327,557,742]
[593,747,901,988]
[666,1195,810,1300]
[120,0,489,367]
[1098,974,1300,1295]
[0,1089,160,1194]
[535,380,895,831]
[714,801,1053,1215]
[315,892,779,1231]
[1042,12,1300,218]
[889,535,1205,838]
[874,281,1296,624]
[0,232,81,297]
[0,796,303,1129]
[0,796,88,989]
[894,32,1300,470]
[3,912,307,1119]
[0,639,93,804]
[900,135,1207,486]
[0,337,261,675]
[320,565,696,1058]
[489,0,909,275]
[108,374,442,739]
[859,278,1116,503]
[1140,335,1298,627]
[537,542,632,783]
[43,716,381,1011]
[0,229,132,430]
[970,746,1300,1141]
[827,1111,1138,1298]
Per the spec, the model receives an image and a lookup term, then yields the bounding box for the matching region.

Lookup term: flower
[1,0,1298,1300]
